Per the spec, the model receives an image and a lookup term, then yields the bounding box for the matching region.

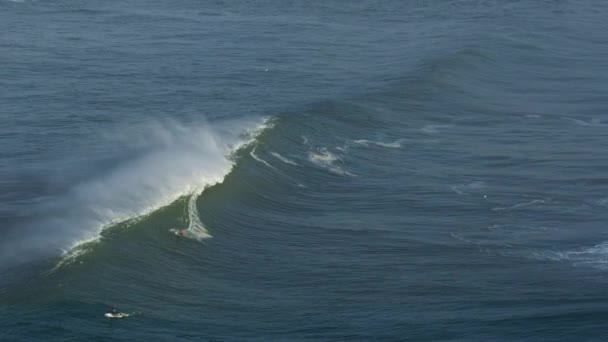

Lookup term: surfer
[105,308,128,319]
[169,228,186,237]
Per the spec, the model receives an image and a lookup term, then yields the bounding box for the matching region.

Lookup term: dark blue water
[2,0,608,340]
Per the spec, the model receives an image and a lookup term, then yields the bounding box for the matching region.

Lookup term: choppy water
[2,0,608,340]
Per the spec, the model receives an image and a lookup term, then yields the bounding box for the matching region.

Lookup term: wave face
[3,0,608,341]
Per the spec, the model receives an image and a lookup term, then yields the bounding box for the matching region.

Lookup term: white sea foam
[308,148,354,176]
[271,152,297,165]
[169,193,209,241]
[2,117,271,266]
[450,181,485,195]
[186,193,208,239]
[250,145,276,169]
[534,242,608,270]
[352,139,404,148]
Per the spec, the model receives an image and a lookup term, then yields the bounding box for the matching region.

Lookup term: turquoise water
[2,0,608,340]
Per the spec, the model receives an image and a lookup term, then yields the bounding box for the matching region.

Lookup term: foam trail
[353,139,405,148]
[170,193,209,241]
[536,242,608,270]
[271,152,297,165]
[250,145,276,169]
[492,199,546,211]
[1,117,271,266]
[450,181,485,195]
[186,193,207,238]
[564,117,608,127]
[308,148,354,176]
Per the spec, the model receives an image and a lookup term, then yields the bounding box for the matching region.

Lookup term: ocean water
[2,0,608,340]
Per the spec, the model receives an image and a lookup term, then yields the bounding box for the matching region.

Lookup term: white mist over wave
[1,117,270,264]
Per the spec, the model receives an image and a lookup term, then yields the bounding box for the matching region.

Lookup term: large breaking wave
[0,117,271,266]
